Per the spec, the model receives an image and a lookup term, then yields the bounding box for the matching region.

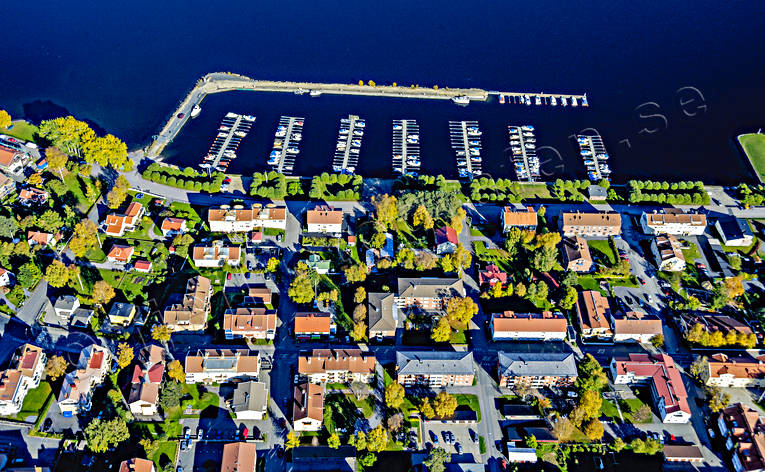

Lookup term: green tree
[419,398,435,418]
[266,257,280,272]
[385,382,405,410]
[650,334,665,349]
[45,260,71,288]
[366,425,388,453]
[344,263,368,283]
[372,194,398,229]
[116,343,134,369]
[354,286,367,304]
[46,147,69,180]
[569,389,602,427]
[0,110,11,129]
[445,296,478,325]
[582,419,604,441]
[289,269,315,304]
[530,245,558,272]
[574,354,608,393]
[560,286,578,310]
[0,216,18,239]
[432,391,458,419]
[37,210,63,233]
[412,205,433,229]
[69,219,99,258]
[17,262,42,289]
[611,437,626,452]
[84,418,130,453]
[423,447,449,472]
[159,379,183,410]
[358,452,377,467]
[431,316,452,343]
[328,432,341,449]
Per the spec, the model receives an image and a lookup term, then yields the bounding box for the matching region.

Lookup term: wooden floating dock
[576,133,611,181]
[332,115,364,174]
[392,119,420,176]
[508,125,540,182]
[268,116,304,175]
[147,72,588,157]
[449,121,483,179]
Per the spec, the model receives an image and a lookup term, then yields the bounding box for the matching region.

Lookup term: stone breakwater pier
[147,72,587,157]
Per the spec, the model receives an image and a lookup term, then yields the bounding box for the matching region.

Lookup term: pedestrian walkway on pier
[267,116,304,175]
[392,120,421,176]
[450,121,482,179]
[332,115,365,174]
[508,125,540,182]
[201,113,254,173]
[577,133,611,181]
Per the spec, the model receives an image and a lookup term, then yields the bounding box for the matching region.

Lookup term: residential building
[679,312,754,339]
[396,277,465,310]
[293,382,324,431]
[497,351,577,388]
[245,286,274,308]
[640,210,707,235]
[502,206,537,232]
[706,353,765,388]
[396,351,475,387]
[305,254,331,274]
[435,226,458,255]
[104,202,144,237]
[27,230,57,247]
[0,173,15,198]
[0,344,46,416]
[610,311,663,343]
[107,245,134,264]
[134,260,153,273]
[185,349,260,384]
[662,445,704,464]
[70,307,95,329]
[651,234,686,271]
[223,308,276,340]
[575,290,613,340]
[18,188,49,206]
[490,311,568,341]
[367,292,397,340]
[221,442,257,472]
[192,243,241,267]
[208,204,287,232]
[716,216,755,247]
[108,302,136,326]
[560,236,593,273]
[0,145,26,174]
[230,381,268,420]
[128,345,165,417]
[610,353,691,423]
[298,349,376,384]
[119,458,155,472]
[289,446,357,472]
[0,268,10,287]
[587,184,608,200]
[57,344,111,416]
[294,312,335,340]
[160,217,187,238]
[560,211,622,237]
[163,276,212,332]
[718,403,765,472]
[479,264,507,287]
[305,206,343,234]
[53,295,80,323]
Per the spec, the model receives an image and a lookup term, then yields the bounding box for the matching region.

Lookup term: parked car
[184,427,190,439]
[455,442,463,454]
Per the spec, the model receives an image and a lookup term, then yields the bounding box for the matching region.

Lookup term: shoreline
[737,132,765,184]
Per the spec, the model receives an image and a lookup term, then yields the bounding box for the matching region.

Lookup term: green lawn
[740,133,765,182]
[149,440,178,469]
[454,394,481,422]
[11,381,52,421]
[183,383,220,410]
[517,182,553,200]
[472,241,511,272]
[86,244,107,263]
[1,121,38,142]
[576,274,602,292]
[587,239,617,265]
[600,398,650,424]
[63,173,94,211]
[681,240,701,262]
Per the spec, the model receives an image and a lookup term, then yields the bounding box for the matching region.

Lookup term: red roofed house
[294,312,335,340]
[104,202,144,237]
[27,230,58,248]
[107,245,134,264]
[128,345,166,417]
[479,264,508,287]
[718,403,765,472]
[0,268,13,288]
[490,311,568,341]
[160,217,187,238]
[18,187,48,206]
[435,226,458,255]
[0,145,26,174]
[119,458,155,472]
[134,260,153,273]
[502,206,538,232]
[0,344,47,416]
[610,353,691,424]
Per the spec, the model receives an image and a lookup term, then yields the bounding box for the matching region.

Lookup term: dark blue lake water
[1,0,764,183]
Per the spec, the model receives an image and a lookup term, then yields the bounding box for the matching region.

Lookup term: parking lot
[177,440,224,472]
[423,422,481,462]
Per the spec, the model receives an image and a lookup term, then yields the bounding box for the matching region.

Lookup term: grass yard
[600,398,651,424]
[681,240,702,262]
[576,275,602,292]
[517,182,553,200]
[454,394,482,422]
[472,241,512,272]
[740,133,765,182]
[11,381,52,421]
[86,245,107,263]
[1,121,38,142]
[149,440,178,469]
[587,239,617,266]
[63,173,94,211]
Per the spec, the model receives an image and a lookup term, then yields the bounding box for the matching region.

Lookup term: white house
[305,206,343,234]
[230,381,268,420]
[0,344,47,416]
[0,268,13,287]
[208,205,287,232]
[57,345,111,417]
[716,217,754,247]
[490,311,567,342]
[640,211,707,235]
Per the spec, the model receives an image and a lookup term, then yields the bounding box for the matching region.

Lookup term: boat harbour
[392,119,421,176]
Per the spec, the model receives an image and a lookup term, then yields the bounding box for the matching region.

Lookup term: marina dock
[449,121,483,179]
[392,120,421,176]
[201,112,254,173]
[508,125,540,182]
[493,92,588,107]
[332,115,365,174]
[147,72,588,157]
[268,116,304,175]
[576,133,611,181]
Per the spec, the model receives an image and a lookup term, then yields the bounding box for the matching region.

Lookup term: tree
[350,381,370,401]
[372,194,398,229]
[69,219,98,258]
[344,264,367,283]
[560,286,577,310]
[46,147,69,180]
[286,431,300,450]
[328,432,341,449]
[530,245,558,272]
[412,205,433,229]
[0,216,18,239]
[432,391,458,419]
[450,207,467,235]
[366,425,388,453]
[0,110,10,129]
[575,354,608,392]
[569,390,602,427]
[152,324,172,342]
[37,210,63,233]
[358,452,377,467]
[92,280,115,305]
[423,447,449,472]
[17,262,41,289]
[116,343,134,370]
[689,356,709,383]
[84,418,130,453]
[706,385,731,413]
[289,270,315,304]
[106,175,130,209]
[159,379,183,410]
[45,260,71,288]
[351,321,367,342]
[266,257,280,272]
[582,419,604,441]
[27,173,42,186]
[650,334,665,349]
[385,382,405,410]
[350,430,367,450]
[515,282,527,297]
[419,398,435,418]
[354,286,366,304]
[370,232,386,249]
[45,355,68,380]
[445,296,478,325]
[353,304,367,323]
[431,317,452,343]
[167,360,185,383]
[451,243,472,273]
[611,437,626,452]
[387,412,404,432]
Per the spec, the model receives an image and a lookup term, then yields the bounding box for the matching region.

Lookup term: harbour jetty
[392,119,421,176]
[147,72,588,157]
[576,133,611,181]
[450,121,483,179]
[268,116,304,175]
[332,115,365,174]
